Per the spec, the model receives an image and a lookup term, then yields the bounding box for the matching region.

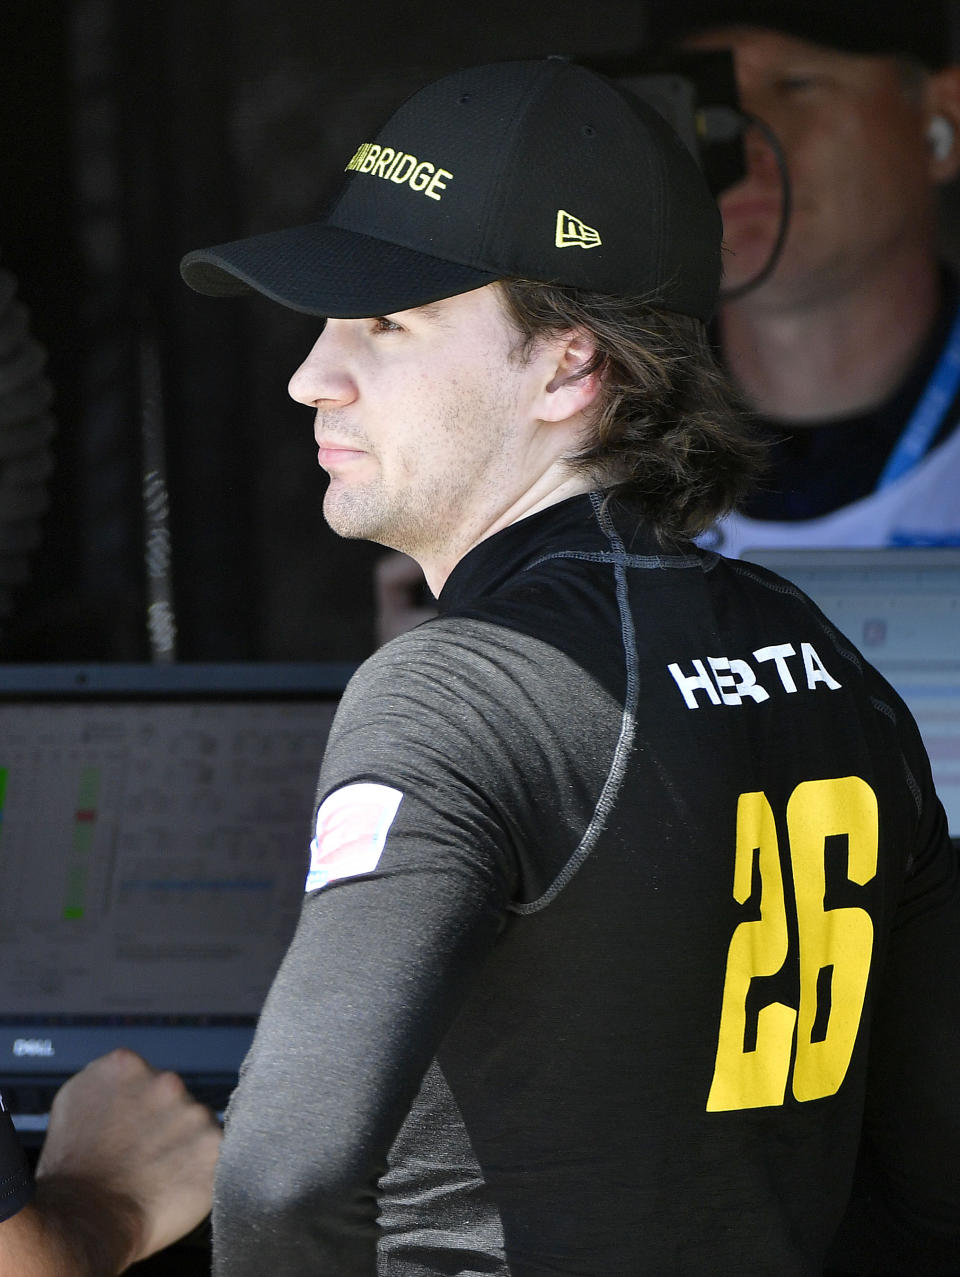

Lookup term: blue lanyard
[877,299,960,489]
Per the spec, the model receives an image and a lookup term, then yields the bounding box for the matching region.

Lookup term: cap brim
[179,221,500,319]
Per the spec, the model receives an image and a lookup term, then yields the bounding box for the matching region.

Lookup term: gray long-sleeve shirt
[213,493,960,1275]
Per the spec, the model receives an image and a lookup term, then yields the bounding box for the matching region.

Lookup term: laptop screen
[741,549,960,839]
[0,662,352,1118]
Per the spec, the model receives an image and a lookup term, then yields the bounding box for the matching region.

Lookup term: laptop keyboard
[1,1077,70,1118]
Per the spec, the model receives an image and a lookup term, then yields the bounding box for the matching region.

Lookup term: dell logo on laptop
[13,1038,55,1057]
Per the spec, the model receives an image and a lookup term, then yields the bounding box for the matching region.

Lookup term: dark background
[1,0,650,665]
[4,2,960,666]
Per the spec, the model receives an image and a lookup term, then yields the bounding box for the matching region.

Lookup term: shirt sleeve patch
[305,783,404,893]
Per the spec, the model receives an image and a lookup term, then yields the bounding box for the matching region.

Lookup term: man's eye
[372,316,403,333]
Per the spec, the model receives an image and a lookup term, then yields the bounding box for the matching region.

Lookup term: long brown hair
[498,278,764,545]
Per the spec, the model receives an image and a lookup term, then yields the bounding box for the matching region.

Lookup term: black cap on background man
[645,0,954,67]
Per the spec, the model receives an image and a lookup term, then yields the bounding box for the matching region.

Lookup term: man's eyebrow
[409,301,447,323]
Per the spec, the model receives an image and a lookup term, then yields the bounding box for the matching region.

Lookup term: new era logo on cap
[555,210,602,250]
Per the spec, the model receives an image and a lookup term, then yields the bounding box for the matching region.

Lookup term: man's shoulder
[351,611,600,701]
[364,612,531,666]
[334,609,623,766]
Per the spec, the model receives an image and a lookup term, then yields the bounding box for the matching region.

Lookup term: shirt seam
[510,493,639,915]
[524,548,704,571]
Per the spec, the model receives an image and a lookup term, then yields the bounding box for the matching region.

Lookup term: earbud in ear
[927,115,955,162]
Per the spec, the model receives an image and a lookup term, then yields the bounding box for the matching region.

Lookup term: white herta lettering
[668,641,841,709]
[801,642,842,691]
[754,643,799,692]
[708,656,770,706]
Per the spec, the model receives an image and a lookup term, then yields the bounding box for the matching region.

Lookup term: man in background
[648,0,960,554]
[375,1,960,635]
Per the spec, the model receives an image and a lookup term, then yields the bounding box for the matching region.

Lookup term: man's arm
[0,1049,222,1276]
[212,795,509,1275]
[211,625,589,1274]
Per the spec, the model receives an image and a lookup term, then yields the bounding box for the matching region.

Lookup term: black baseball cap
[645,1,953,69]
[180,58,722,323]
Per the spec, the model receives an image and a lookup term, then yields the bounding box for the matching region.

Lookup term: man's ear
[924,66,960,184]
[539,330,602,423]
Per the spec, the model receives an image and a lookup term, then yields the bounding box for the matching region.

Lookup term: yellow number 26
[707,777,878,1112]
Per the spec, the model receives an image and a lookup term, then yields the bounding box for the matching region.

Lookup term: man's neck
[418,470,596,599]
[719,254,942,424]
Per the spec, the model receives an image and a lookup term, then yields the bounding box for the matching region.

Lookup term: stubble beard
[322,476,403,549]
[322,462,490,560]
[318,350,523,558]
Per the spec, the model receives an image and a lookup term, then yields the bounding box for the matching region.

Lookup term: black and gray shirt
[213,493,960,1275]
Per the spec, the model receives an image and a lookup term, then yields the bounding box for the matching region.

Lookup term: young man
[648,0,960,553]
[182,57,960,1273]
[0,1049,220,1275]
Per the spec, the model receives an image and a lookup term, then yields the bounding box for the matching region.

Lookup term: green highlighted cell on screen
[62,869,87,920]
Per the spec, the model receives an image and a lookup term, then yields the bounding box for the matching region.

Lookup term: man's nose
[732,80,789,186]
[288,328,358,408]
[722,109,784,189]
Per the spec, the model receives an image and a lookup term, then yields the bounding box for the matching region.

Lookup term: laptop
[0,661,353,1142]
[740,548,960,840]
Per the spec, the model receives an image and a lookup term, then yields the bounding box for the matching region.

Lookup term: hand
[374,551,437,645]
[34,1048,222,1269]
